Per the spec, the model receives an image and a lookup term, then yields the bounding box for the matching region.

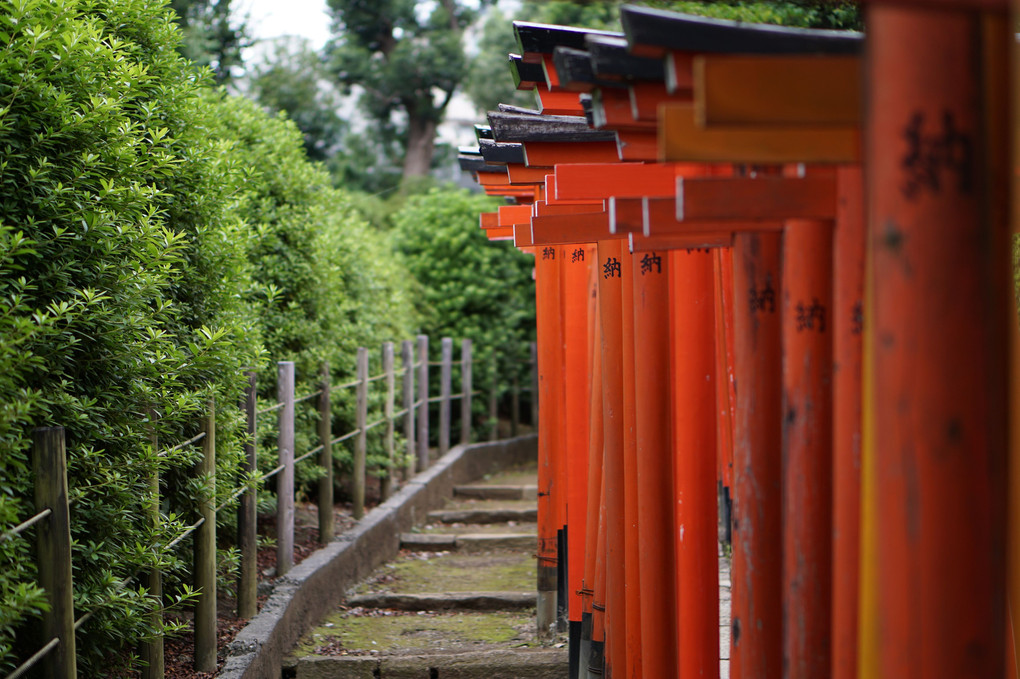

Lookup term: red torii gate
[458,4,1014,678]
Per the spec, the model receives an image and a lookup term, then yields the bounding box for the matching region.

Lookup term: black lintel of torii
[579,94,595,128]
[585,34,666,81]
[478,138,526,165]
[475,125,494,142]
[550,46,630,93]
[620,5,863,55]
[498,103,542,116]
[457,147,506,174]
[487,111,618,144]
[509,54,545,90]
[551,47,598,91]
[514,20,621,56]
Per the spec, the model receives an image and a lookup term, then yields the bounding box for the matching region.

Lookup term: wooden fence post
[489,356,499,442]
[32,427,76,679]
[402,340,416,480]
[382,342,395,500]
[440,337,453,457]
[511,373,520,437]
[318,362,334,542]
[238,371,258,619]
[354,347,369,520]
[416,335,429,471]
[142,413,163,679]
[277,361,295,576]
[461,339,473,445]
[530,341,539,428]
[194,403,217,673]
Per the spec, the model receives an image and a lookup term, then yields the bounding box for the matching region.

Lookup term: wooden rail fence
[2,336,537,679]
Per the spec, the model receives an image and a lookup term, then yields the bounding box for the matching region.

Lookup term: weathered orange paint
[633,246,678,678]
[861,6,1009,678]
[532,213,620,246]
[478,170,511,187]
[555,163,685,201]
[514,224,535,249]
[535,246,564,635]
[621,249,643,678]
[499,204,535,228]
[670,248,720,679]
[593,87,657,131]
[485,226,515,240]
[538,87,585,116]
[534,201,604,217]
[564,244,594,625]
[509,164,554,184]
[677,176,837,221]
[597,239,627,677]
[782,217,834,679]
[659,104,859,164]
[831,166,864,679]
[713,248,736,491]
[628,232,732,252]
[480,212,499,229]
[581,270,604,671]
[693,55,861,128]
[629,81,691,122]
[617,130,659,162]
[730,232,783,679]
[524,141,620,167]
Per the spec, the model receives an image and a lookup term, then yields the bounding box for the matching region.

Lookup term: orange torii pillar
[667,170,842,679]
[831,166,864,679]
[617,198,735,679]
[597,238,629,678]
[782,208,834,679]
[668,247,721,679]
[730,230,783,679]
[859,4,1009,678]
[632,245,679,679]
[535,244,565,637]
[562,243,596,668]
[556,162,711,678]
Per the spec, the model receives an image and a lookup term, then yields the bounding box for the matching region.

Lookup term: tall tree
[169,0,250,84]
[247,38,348,162]
[325,0,486,184]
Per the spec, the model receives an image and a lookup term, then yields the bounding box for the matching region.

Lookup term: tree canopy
[325,0,488,185]
[169,0,251,84]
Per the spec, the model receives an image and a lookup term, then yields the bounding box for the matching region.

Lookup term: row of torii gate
[459,3,1014,679]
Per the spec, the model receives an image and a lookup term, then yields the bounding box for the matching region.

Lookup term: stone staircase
[287,464,568,678]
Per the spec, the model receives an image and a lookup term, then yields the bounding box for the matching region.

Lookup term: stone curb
[453,484,538,500]
[295,649,568,679]
[216,434,537,679]
[345,591,537,611]
[426,508,538,524]
[399,532,537,552]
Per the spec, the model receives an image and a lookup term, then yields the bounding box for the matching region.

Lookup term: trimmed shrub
[392,188,536,438]
[0,0,261,672]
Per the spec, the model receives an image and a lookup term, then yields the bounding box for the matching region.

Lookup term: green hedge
[0,0,414,673]
[392,188,536,438]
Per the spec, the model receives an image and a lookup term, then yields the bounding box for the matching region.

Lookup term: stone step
[297,649,568,679]
[346,591,536,612]
[400,532,537,552]
[453,484,538,500]
[426,508,537,524]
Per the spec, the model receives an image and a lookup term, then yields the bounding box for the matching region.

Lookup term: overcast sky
[239,0,332,50]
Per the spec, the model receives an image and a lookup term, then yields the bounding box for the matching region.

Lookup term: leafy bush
[0,0,265,672]
[199,90,416,497]
[392,188,536,439]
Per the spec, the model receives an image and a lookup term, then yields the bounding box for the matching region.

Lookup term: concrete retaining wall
[217,434,538,679]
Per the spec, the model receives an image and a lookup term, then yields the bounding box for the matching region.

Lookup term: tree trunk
[402,115,438,180]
